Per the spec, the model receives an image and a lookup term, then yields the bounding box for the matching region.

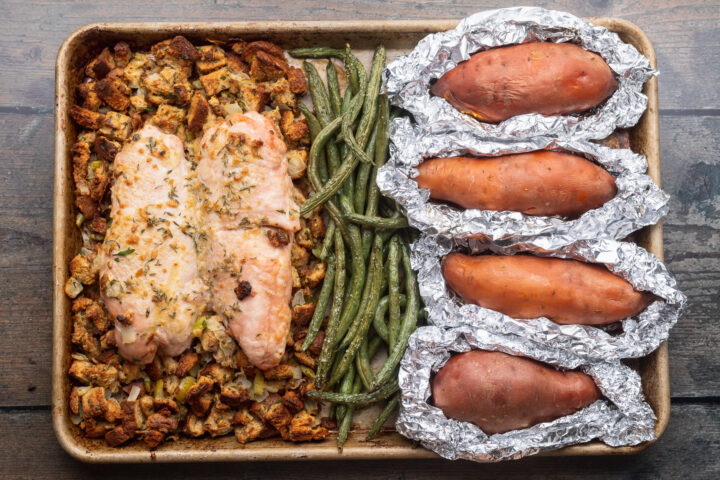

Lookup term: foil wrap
[396,324,657,461]
[378,117,669,244]
[384,6,657,141]
[411,234,686,360]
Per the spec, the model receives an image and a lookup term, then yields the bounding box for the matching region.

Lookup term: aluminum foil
[378,117,669,245]
[384,6,657,141]
[411,234,685,360]
[396,324,656,461]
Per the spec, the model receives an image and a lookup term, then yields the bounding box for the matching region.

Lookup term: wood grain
[660,115,720,398]
[0,1,718,110]
[0,404,718,478]
[0,112,53,407]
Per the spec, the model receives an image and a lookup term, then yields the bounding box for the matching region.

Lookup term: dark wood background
[1,0,718,478]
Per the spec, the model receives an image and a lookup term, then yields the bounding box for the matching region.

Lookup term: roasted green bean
[302,254,336,351]
[289,47,345,58]
[312,219,336,260]
[366,392,401,440]
[326,60,343,118]
[387,235,402,348]
[345,214,409,230]
[373,293,407,345]
[315,229,347,388]
[328,235,383,388]
[370,241,419,391]
[307,379,399,406]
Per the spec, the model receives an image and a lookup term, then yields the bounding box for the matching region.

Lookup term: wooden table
[1,0,718,477]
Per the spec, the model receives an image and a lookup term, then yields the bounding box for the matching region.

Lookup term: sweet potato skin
[442,254,654,325]
[415,151,617,218]
[431,42,618,123]
[432,350,601,434]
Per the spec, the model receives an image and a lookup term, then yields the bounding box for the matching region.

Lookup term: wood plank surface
[0,1,718,110]
[661,115,720,398]
[0,0,718,477]
[0,403,718,479]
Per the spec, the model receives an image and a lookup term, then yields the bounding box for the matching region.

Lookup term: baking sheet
[53,18,666,462]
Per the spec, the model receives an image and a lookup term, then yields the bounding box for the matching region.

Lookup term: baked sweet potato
[431,42,618,123]
[442,253,654,325]
[432,350,601,434]
[415,151,616,217]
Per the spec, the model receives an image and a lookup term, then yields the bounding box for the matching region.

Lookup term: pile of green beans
[291,45,422,447]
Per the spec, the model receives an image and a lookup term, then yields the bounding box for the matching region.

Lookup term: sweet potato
[431,42,618,123]
[442,253,655,325]
[432,350,601,434]
[415,151,617,217]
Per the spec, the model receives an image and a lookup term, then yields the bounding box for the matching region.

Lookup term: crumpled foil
[377,117,669,244]
[396,324,657,461]
[411,234,686,360]
[384,6,657,140]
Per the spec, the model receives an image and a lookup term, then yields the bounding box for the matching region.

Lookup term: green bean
[354,337,373,391]
[305,133,351,246]
[307,379,399,406]
[315,229,346,388]
[341,46,385,161]
[304,62,334,126]
[304,112,354,262]
[357,94,389,253]
[300,93,365,217]
[354,121,379,214]
[312,219,335,260]
[365,93,390,216]
[387,236,402,349]
[338,90,366,201]
[334,223,364,329]
[326,60,342,118]
[325,141,342,176]
[355,334,386,393]
[299,104,329,183]
[328,235,384,389]
[299,103,321,136]
[340,46,386,213]
[361,47,385,125]
[345,213,409,230]
[289,47,345,58]
[337,406,353,447]
[325,199,351,245]
[373,294,407,345]
[300,117,344,216]
[302,254,336,351]
[341,87,353,114]
[316,223,364,388]
[304,62,343,176]
[366,392,401,440]
[358,95,389,257]
[338,88,352,160]
[337,373,362,447]
[338,87,353,195]
[337,235,377,348]
[356,131,379,260]
[341,108,372,165]
[341,46,386,210]
[343,45,360,95]
[370,241,419,391]
[335,363,356,420]
[368,335,383,359]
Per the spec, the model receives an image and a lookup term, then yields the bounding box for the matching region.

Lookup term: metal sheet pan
[53,18,666,462]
